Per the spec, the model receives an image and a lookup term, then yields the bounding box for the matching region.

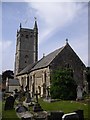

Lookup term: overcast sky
[1,0,89,74]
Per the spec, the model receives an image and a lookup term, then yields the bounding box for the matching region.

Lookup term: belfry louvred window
[25,55,28,63]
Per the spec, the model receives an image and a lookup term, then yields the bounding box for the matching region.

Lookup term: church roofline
[16,41,86,76]
[18,19,38,33]
[16,42,70,75]
[18,28,34,33]
[16,62,38,76]
[30,41,86,72]
[30,46,65,72]
[65,42,86,68]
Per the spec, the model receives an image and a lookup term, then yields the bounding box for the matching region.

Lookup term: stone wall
[15,24,38,76]
[9,86,20,92]
[49,43,86,87]
[30,67,50,97]
[16,43,87,97]
[17,74,28,90]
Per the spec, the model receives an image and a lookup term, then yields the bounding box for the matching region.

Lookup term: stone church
[14,20,87,98]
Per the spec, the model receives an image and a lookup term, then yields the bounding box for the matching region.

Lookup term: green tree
[50,69,77,100]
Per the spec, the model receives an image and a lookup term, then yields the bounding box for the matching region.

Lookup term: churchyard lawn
[2,99,88,119]
[38,99,88,119]
[0,101,2,112]
[2,101,20,119]
[0,101,2,119]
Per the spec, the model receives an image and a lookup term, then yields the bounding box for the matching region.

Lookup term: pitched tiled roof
[17,63,36,76]
[9,79,20,86]
[31,46,64,71]
[17,45,65,75]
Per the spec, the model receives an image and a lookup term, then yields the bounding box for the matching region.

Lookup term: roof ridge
[31,45,65,71]
[47,46,65,65]
[17,44,67,74]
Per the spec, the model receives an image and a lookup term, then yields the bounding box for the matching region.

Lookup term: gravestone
[25,90,31,103]
[4,95,15,110]
[34,111,47,120]
[18,92,22,101]
[46,87,50,99]
[18,89,25,102]
[33,103,43,112]
[62,112,79,120]
[16,104,33,119]
[74,110,84,120]
[14,89,19,99]
[47,111,64,120]
[33,90,43,112]
[21,113,33,120]
[34,90,40,103]
[16,104,28,113]
[76,85,83,100]
[23,91,34,108]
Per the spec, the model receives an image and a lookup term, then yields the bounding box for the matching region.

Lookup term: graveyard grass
[0,101,2,119]
[2,99,88,119]
[2,101,20,119]
[38,99,88,119]
[0,101,2,113]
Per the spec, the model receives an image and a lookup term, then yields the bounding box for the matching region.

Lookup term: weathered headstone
[4,95,15,110]
[23,91,34,108]
[34,90,40,103]
[14,89,19,99]
[33,103,43,112]
[33,90,43,112]
[16,104,28,113]
[62,112,79,120]
[21,112,33,120]
[34,111,47,120]
[74,110,84,120]
[25,91,31,103]
[18,92,22,101]
[49,111,64,120]
[76,85,83,100]
[46,87,50,99]
[16,104,33,119]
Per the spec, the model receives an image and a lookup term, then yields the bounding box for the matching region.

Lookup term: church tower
[14,20,38,76]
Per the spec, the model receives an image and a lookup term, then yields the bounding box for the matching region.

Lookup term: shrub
[50,69,77,100]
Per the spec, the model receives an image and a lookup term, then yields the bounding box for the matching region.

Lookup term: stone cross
[34,90,40,103]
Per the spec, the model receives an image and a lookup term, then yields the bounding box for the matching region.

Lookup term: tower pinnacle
[20,23,22,29]
[34,17,37,21]
[34,17,38,29]
[66,38,68,44]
